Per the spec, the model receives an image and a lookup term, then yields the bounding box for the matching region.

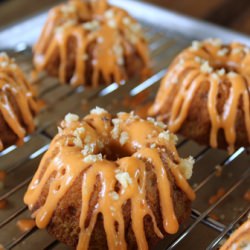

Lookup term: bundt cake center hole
[213,62,238,73]
[101,142,132,161]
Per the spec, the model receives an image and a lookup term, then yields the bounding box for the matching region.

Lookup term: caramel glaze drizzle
[0,53,39,151]
[149,40,250,153]
[24,110,195,250]
[33,0,150,87]
[220,219,250,250]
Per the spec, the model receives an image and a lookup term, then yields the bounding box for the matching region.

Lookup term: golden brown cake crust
[25,109,195,250]
[149,39,250,152]
[33,0,150,87]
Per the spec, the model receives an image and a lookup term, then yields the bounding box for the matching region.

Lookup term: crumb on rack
[16,219,36,233]
[0,199,8,209]
[209,213,219,221]
[0,170,6,182]
[208,187,225,205]
[244,189,250,202]
[215,165,223,177]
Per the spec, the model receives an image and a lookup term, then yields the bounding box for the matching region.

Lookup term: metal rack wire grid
[0,0,249,249]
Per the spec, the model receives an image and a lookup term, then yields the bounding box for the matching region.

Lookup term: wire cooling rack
[0,1,249,249]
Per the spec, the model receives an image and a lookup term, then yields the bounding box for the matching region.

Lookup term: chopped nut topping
[111,118,121,139]
[84,135,91,144]
[81,143,95,156]
[244,47,250,53]
[191,40,202,51]
[200,61,213,74]
[195,56,202,63]
[117,57,124,66]
[179,156,194,179]
[122,17,130,25]
[113,44,123,56]
[64,113,79,125]
[217,68,225,76]
[212,73,220,80]
[131,23,141,33]
[0,61,8,68]
[0,52,8,59]
[217,48,229,56]
[232,47,242,55]
[119,132,129,146]
[115,171,132,189]
[104,9,114,19]
[97,37,104,44]
[82,20,100,31]
[107,19,116,28]
[73,136,83,148]
[90,107,108,115]
[57,126,63,134]
[83,153,103,163]
[73,127,85,148]
[73,127,85,136]
[147,117,166,129]
[110,191,119,200]
[61,4,76,14]
[110,206,116,212]
[228,71,238,77]
[205,38,222,47]
[158,131,178,145]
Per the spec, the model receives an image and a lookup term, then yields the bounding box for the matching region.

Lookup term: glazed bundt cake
[24,108,195,249]
[33,0,150,87]
[149,39,250,153]
[220,219,250,250]
[0,52,39,151]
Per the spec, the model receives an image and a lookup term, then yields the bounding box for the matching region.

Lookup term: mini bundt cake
[33,0,150,87]
[220,219,250,250]
[24,108,195,249]
[149,39,250,153]
[0,52,39,151]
